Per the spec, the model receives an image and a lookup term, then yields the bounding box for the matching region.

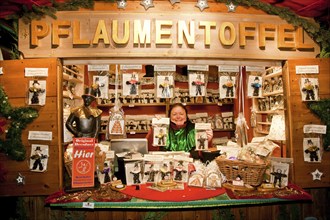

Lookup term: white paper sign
[25,68,48,77]
[303,124,327,134]
[246,66,265,72]
[187,65,209,71]
[218,65,239,72]
[296,65,319,74]
[152,117,170,125]
[120,65,142,70]
[154,65,176,72]
[88,64,109,71]
[28,131,53,141]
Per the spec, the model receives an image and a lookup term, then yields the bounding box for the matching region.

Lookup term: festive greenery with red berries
[0,86,39,161]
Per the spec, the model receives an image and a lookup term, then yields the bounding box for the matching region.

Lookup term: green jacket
[166,121,196,152]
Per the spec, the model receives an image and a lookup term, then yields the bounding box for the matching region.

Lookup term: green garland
[307,99,330,151]
[216,0,330,57]
[0,86,39,161]
[0,0,329,59]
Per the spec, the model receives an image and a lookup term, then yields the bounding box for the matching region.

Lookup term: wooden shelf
[63,66,84,78]
[262,90,283,97]
[262,90,283,96]
[63,73,84,84]
[63,94,82,100]
[257,122,271,125]
[263,70,282,79]
[252,66,284,138]
[255,130,269,135]
[255,109,284,114]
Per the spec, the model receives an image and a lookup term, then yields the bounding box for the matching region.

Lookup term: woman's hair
[168,103,189,120]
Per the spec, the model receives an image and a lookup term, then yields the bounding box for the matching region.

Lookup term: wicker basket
[215,157,267,186]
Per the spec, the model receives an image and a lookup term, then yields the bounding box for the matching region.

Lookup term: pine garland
[307,99,330,151]
[0,0,329,58]
[0,86,39,161]
[216,0,330,58]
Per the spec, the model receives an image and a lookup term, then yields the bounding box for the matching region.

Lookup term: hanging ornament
[117,0,127,9]
[195,0,209,12]
[169,0,180,5]
[16,173,25,185]
[311,169,323,181]
[226,2,237,12]
[140,0,154,10]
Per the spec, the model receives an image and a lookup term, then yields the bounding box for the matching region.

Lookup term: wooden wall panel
[284,58,330,188]
[0,58,62,196]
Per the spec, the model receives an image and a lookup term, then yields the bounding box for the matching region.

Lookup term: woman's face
[170,106,187,126]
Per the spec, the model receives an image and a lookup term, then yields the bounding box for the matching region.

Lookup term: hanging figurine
[92,76,105,98]
[250,76,262,97]
[30,145,48,172]
[191,73,205,96]
[301,78,318,101]
[29,80,45,105]
[304,139,320,162]
[222,76,235,98]
[126,73,140,95]
[159,76,174,98]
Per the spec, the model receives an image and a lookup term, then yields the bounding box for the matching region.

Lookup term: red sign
[71,138,95,188]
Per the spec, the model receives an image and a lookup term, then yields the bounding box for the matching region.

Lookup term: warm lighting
[267,114,286,156]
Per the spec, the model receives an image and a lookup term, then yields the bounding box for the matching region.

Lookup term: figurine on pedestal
[65,87,103,139]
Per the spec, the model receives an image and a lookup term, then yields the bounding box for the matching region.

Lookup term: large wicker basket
[215,157,267,186]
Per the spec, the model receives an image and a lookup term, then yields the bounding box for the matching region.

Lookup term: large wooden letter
[52,20,71,46]
[112,20,130,45]
[31,20,49,47]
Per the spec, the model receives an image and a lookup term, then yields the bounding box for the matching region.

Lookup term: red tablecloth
[121,183,226,202]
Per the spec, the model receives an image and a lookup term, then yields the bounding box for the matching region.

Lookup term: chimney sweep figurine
[251,76,262,97]
[65,87,103,139]
[30,146,48,171]
[29,80,45,104]
[222,76,235,97]
[92,77,104,98]
[159,76,173,98]
[192,74,205,96]
[126,74,140,95]
[302,78,317,101]
[304,139,320,162]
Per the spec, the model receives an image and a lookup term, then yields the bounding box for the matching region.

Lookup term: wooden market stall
[0,1,329,219]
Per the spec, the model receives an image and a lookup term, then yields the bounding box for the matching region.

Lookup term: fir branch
[216,0,330,58]
[54,0,95,11]
[307,99,330,151]
[0,86,39,161]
